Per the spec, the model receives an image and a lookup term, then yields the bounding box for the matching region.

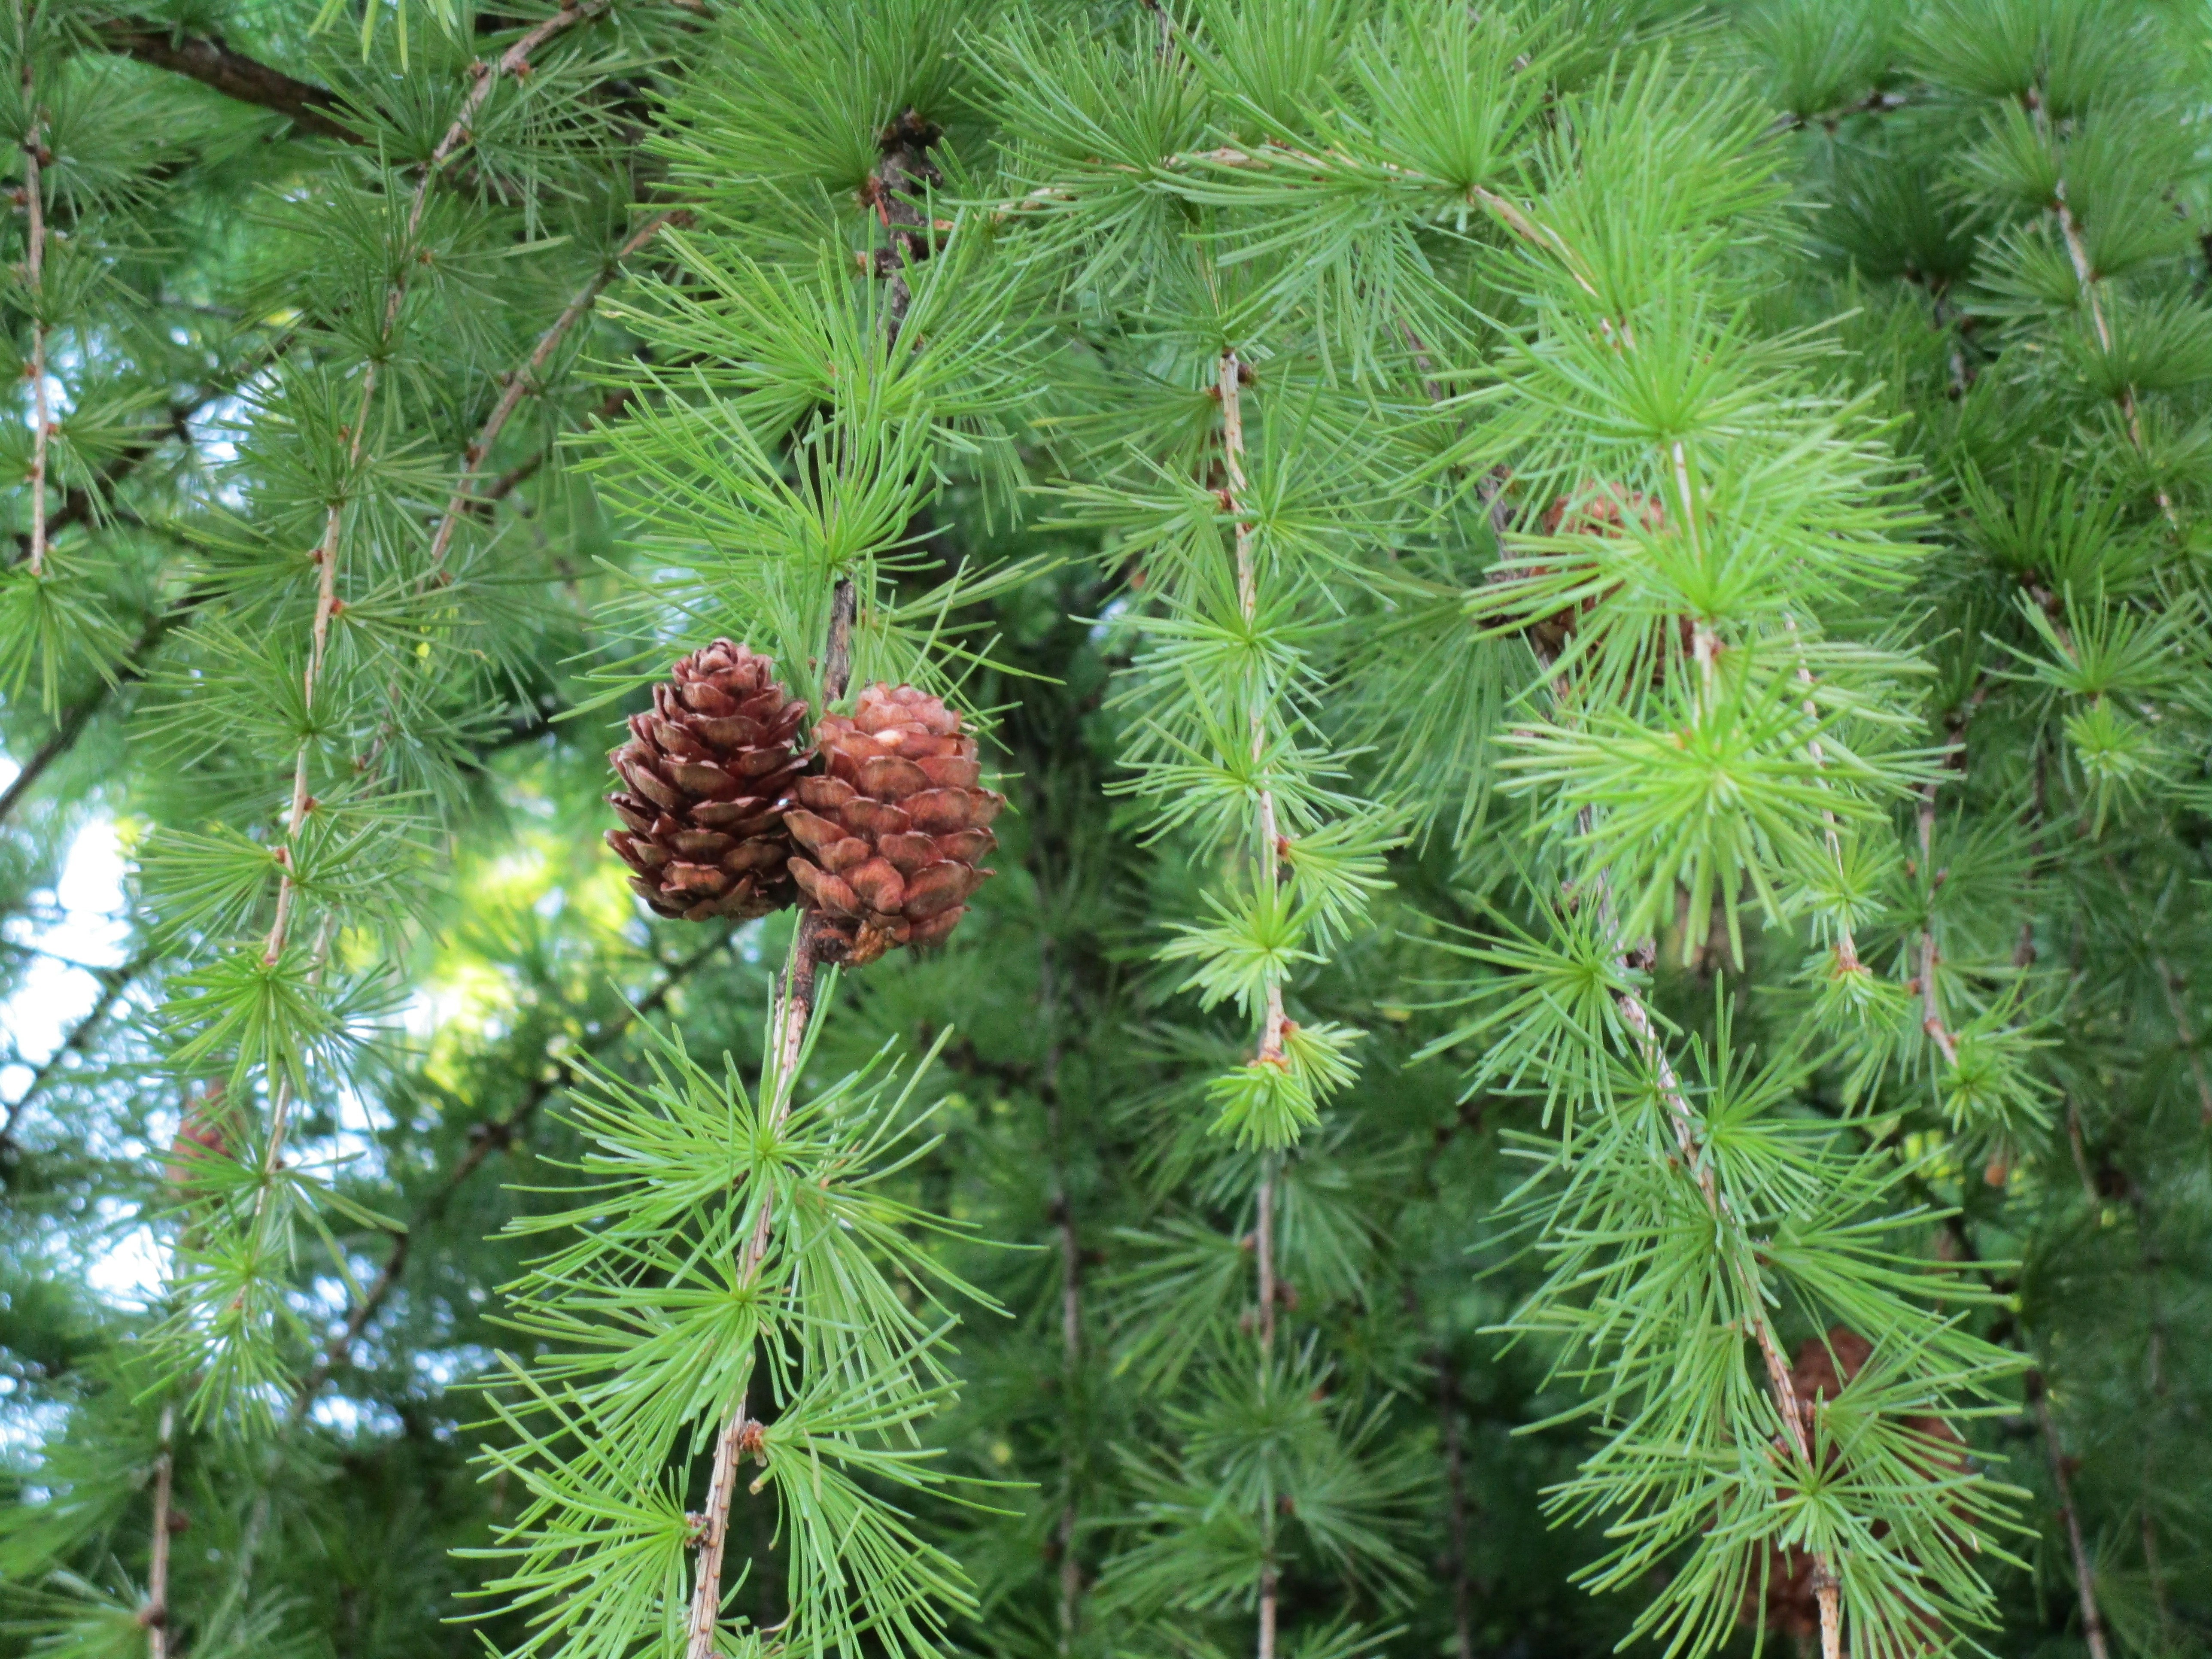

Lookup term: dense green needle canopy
[0,3,2207,1659]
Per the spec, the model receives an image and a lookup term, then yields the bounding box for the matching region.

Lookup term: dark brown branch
[94,17,357,143]
[863,109,944,345]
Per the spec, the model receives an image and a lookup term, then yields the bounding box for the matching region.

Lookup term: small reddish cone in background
[786,683,1001,966]
[1742,1328,1964,1644]
[165,1096,229,1191]
[606,641,809,922]
[1525,487,1666,661]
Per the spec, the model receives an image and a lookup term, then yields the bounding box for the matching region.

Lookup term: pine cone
[606,641,809,922]
[1524,488,1666,660]
[785,683,1001,965]
[1742,1328,1964,1642]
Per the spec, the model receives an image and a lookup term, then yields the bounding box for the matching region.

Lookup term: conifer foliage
[1,3,2208,1659]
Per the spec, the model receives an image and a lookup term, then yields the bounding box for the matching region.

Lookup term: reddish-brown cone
[1524,487,1667,660]
[605,641,809,922]
[785,683,1001,965]
[1742,1328,1964,1644]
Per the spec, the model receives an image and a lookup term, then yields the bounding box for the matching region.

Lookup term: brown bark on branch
[93,17,356,142]
[140,1402,176,1659]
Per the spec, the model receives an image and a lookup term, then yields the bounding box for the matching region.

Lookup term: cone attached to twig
[785,682,1000,965]
[1742,1328,1963,1644]
[606,641,809,922]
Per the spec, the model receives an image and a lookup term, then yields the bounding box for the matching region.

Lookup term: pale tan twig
[682,581,853,1659]
[1218,345,1285,1659]
[2022,83,2175,524]
[140,1403,175,1659]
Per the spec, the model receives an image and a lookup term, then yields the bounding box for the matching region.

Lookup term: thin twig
[683,587,854,1659]
[424,210,680,571]
[1219,344,1286,1659]
[256,0,604,1155]
[1037,928,1086,1649]
[2028,1369,2112,1659]
[2026,84,2176,523]
[140,1402,175,1659]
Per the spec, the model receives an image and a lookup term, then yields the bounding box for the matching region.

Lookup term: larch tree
[0,3,2206,1659]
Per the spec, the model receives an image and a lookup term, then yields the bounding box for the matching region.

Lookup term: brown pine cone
[1742,1328,1963,1643]
[785,683,1001,965]
[1524,487,1666,660]
[606,641,809,922]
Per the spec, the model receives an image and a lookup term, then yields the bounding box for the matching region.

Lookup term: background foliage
[1,1,2208,1658]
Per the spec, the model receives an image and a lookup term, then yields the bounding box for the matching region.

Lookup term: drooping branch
[1217,344,1286,1659]
[93,17,356,143]
[682,580,852,1659]
[255,0,607,1167]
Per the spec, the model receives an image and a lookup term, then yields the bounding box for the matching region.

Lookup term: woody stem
[684,580,852,1659]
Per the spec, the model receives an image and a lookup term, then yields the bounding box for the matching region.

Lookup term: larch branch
[140,1402,176,1659]
[19,28,48,577]
[94,17,355,142]
[684,584,853,1659]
